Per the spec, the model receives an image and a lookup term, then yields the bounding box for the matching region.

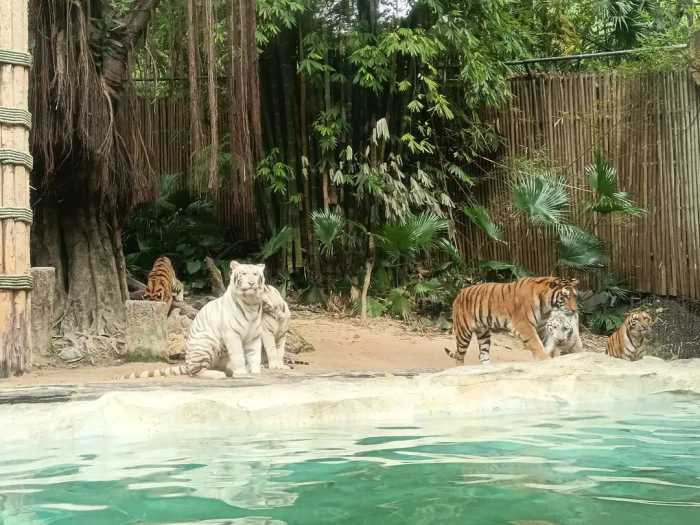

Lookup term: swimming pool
[2,392,699,525]
[2,355,699,524]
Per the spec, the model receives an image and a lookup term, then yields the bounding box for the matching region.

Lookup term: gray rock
[58,347,83,363]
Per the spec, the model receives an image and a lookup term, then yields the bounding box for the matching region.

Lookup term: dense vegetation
[29,0,699,338]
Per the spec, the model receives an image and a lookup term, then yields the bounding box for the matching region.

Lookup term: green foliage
[512,172,570,228]
[590,309,626,334]
[256,226,294,261]
[386,287,413,320]
[256,0,306,47]
[378,212,449,262]
[123,174,229,290]
[585,150,646,215]
[256,148,294,195]
[463,203,503,242]
[579,273,632,334]
[311,210,346,256]
[313,109,350,152]
[558,227,608,270]
[478,260,532,282]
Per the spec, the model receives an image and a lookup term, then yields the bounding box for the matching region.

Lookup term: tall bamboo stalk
[0,0,32,377]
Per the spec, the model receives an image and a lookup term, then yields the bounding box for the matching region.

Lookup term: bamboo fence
[457,69,700,299]
[0,0,32,376]
[127,68,700,299]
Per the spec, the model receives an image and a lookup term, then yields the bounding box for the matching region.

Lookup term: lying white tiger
[540,309,583,357]
[260,284,291,369]
[117,261,266,379]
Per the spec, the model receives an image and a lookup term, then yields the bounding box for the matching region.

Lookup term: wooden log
[0,0,32,377]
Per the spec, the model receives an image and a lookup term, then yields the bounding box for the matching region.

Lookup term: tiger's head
[228,261,266,303]
[627,310,653,337]
[548,277,579,314]
[546,313,574,343]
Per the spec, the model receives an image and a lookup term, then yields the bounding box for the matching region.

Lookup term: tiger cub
[540,309,583,357]
[260,284,291,369]
[143,256,184,308]
[444,277,578,365]
[606,311,654,361]
[116,261,266,379]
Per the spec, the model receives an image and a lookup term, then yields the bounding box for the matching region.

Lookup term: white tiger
[540,309,583,357]
[261,284,291,369]
[117,261,266,379]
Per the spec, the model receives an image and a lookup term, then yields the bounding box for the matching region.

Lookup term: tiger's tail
[114,364,189,380]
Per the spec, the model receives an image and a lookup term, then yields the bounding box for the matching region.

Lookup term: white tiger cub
[261,284,291,369]
[540,309,583,357]
[116,261,266,380]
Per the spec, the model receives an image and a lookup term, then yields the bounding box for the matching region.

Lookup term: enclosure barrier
[0,0,33,377]
[124,66,700,300]
[457,69,700,300]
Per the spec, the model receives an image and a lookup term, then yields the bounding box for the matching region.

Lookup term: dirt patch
[2,310,599,387]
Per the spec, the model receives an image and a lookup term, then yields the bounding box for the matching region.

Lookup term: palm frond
[407,211,449,251]
[462,203,503,242]
[558,227,607,270]
[435,237,462,265]
[386,288,413,320]
[585,150,646,216]
[257,226,294,261]
[312,210,345,257]
[512,174,570,227]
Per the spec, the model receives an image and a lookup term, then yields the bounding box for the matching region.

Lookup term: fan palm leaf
[312,210,346,257]
[558,226,608,270]
[512,173,570,227]
[585,150,645,216]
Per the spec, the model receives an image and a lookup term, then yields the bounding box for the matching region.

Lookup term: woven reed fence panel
[127,70,700,297]
[457,69,700,299]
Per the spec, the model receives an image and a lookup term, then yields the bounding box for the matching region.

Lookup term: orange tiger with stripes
[143,256,184,308]
[606,310,653,361]
[444,277,579,365]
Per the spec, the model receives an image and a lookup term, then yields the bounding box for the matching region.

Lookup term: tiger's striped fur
[143,256,184,308]
[116,261,266,380]
[540,309,583,357]
[444,277,579,365]
[260,284,292,369]
[606,311,653,361]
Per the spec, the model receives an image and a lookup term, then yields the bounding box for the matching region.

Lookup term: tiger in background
[143,256,184,309]
[540,309,583,357]
[606,310,654,361]
[444,277,579,365]
[260,284,292,369]
[116,261,267,380]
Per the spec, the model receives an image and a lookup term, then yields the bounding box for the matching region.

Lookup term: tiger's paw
[196,370,228,380]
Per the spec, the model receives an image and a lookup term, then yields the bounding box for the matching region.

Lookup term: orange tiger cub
[143,256,184,308]
[444,276,578,365]
[606,311,653,361]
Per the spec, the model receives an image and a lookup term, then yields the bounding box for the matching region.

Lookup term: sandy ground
[2,312,552,387]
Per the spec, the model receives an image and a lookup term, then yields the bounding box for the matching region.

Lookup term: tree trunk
[31,163,127,336]
[360,234,375,321]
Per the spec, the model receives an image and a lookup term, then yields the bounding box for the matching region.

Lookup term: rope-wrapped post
[0,0,33,377]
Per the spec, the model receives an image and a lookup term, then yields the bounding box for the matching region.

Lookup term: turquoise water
[2,396,700,524]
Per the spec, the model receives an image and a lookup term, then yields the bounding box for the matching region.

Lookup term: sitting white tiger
[540,309,583,357]
[260,284,291,369]
[117,261,266,380]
